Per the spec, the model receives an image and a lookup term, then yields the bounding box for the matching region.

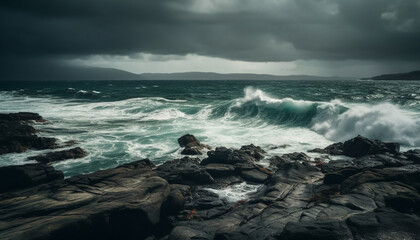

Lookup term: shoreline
[1,112,420,239]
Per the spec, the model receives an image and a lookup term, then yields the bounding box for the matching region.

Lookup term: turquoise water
[1,80,419,177]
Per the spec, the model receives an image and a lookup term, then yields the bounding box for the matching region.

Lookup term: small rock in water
[178,134,210,155]
[27,147,88,163]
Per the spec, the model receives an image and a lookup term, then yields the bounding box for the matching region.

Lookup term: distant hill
[367,70,420,80]
[139,72,355,81]
[1,64,356,81]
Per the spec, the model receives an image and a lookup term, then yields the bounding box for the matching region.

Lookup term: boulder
[156,157,214,185]
[181,147,202,155]
[178,134,210,149]
[309,142,344,155]
[342,135,400,157]
[201,147,256,165]
[239,144,265,160]
[178,134,210,155]
[27,147,88,163]
[0,159,170,240]
[0,163,64,193]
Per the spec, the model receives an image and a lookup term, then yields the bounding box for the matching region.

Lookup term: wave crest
[229,87,420,146]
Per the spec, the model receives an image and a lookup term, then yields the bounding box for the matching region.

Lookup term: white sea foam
[204,182,261,202]
[312,102,420,146]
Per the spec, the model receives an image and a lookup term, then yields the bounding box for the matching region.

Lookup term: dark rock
[0,112,45,122]
[162,190,185,215]
[277,221,352,240]
[342,135,400,157]
[205,164,236,178]
[0,113,57,155]
[156,157,214,185]
[0,163,64,193]
[201,147,256,165]
[309,142,343,155]
[238,169,269,183]
[346,208,420,239]
[0,120,37,137]
[404,149,420,163]
[385,192,420,214]
[178,134,209,149]
[239,144,265,160]
[268,152,310,170]
[268,155,292,169]
[320,159,356,173]
[269,144,291,150]
[324,167,360,184]
[178,134,210,156]
[354,154,404,169]
[27,147,88,163]
[181,147,202,155]
[168,226,209,240]
[0,159,170,240]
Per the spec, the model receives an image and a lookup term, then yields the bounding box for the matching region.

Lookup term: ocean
[1,80,420,177]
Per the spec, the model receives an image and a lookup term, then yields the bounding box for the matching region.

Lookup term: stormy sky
[1,0,420,80]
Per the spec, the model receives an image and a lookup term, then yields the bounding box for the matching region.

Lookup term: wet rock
[0,112,45,122]
[201,147,256,165]
[0,159,170,240]
[205,164,236,178]
[354,154,404,169]
[156,157,214,185]
[27,147,88,163]
[162,190,186,215]
[178,134,210,149]
[178,134,210,155]
[403,149,420,163]
[0,135,57,154]
[277,221,352,240]
[309,142,343,155]
[238,169,269,183]
[269,144,291,150]
[342,135,400,157]
[0,113,57,154]
[324,167,359,184]
[269,152,311,170]
[346,208,420,239]
[0,163,64,193]
[168,226,209,240]
[268,155,292,169]
[385,192,420,214]
[181,147,203,155]
[239,144,265,160]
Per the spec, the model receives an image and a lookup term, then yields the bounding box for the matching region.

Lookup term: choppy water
[1,80,419,177]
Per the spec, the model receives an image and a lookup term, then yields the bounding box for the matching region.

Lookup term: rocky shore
[1,113,420,239]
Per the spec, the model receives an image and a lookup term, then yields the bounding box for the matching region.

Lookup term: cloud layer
[1,0,420,78]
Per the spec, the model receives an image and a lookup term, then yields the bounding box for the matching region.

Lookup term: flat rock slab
[0,159,170,240]
[0,163,64,193]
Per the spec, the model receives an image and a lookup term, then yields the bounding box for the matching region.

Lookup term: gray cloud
[1,0,420,79]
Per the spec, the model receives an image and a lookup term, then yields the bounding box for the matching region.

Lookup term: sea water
[1,80,419,179]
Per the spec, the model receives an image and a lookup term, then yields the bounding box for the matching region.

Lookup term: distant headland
[363,70,420,80]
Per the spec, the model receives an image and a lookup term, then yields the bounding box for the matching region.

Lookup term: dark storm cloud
[1,0,419,67]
